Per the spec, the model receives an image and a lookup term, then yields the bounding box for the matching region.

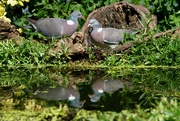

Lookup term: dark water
[0,67,180,112]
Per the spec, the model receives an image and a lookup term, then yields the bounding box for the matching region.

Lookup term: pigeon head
[89,92,102,102]
[70,99,85,108]
[69,11,84,20]
[88,19,101,31]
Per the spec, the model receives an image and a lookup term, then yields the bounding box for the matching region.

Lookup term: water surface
[0,67,180,112]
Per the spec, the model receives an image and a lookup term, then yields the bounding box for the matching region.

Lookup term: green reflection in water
[0,67,180,118]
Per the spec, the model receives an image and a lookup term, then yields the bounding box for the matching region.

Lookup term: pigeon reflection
[89,79,124,102]
[34,86,85,108]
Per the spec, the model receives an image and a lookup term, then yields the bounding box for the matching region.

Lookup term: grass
[0,33,180,67]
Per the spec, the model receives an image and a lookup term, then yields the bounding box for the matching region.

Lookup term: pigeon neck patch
[67,20,75,25]
[98,89,104,93]
[97,28,102,32]
[68,94,76,100]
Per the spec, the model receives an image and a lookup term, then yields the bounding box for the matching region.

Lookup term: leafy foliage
[128,36,180,66]
[0,0,29,22]
[0,40,48,66]
[1,97,180,120]
[128,0,180,30]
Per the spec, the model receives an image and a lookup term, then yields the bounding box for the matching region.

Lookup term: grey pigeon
[27,11,83,38]
[89,79,124,102]
[34,85,85,108]
[88,19,137,49]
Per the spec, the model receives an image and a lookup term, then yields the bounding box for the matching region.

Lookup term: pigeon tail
[21,25,33,29]
[27,18,38,30]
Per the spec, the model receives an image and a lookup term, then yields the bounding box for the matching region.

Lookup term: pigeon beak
[83,100,86,103]
[81,16,85,20]
[88,94,92,98]
[87,24,91,28]
[86,24,90,31]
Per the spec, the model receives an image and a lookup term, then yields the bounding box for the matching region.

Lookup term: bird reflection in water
[89,79,125,102]
[34,85,85,108]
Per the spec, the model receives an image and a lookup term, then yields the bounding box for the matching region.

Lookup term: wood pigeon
[26,11,84,38]
[88,19,137,49]
[89,79,124,102]
[34,85,85,108]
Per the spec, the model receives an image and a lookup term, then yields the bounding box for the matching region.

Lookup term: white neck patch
[68,94,75,100]
[67,20,74,25]
[97,28,102,32]
[98,89,104,93]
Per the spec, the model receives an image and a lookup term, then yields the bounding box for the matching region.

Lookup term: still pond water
[0,66,180,112]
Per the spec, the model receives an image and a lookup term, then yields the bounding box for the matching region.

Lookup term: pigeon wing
[27,18,38,30]
[103,28,134,45]
[35,18,66,38]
